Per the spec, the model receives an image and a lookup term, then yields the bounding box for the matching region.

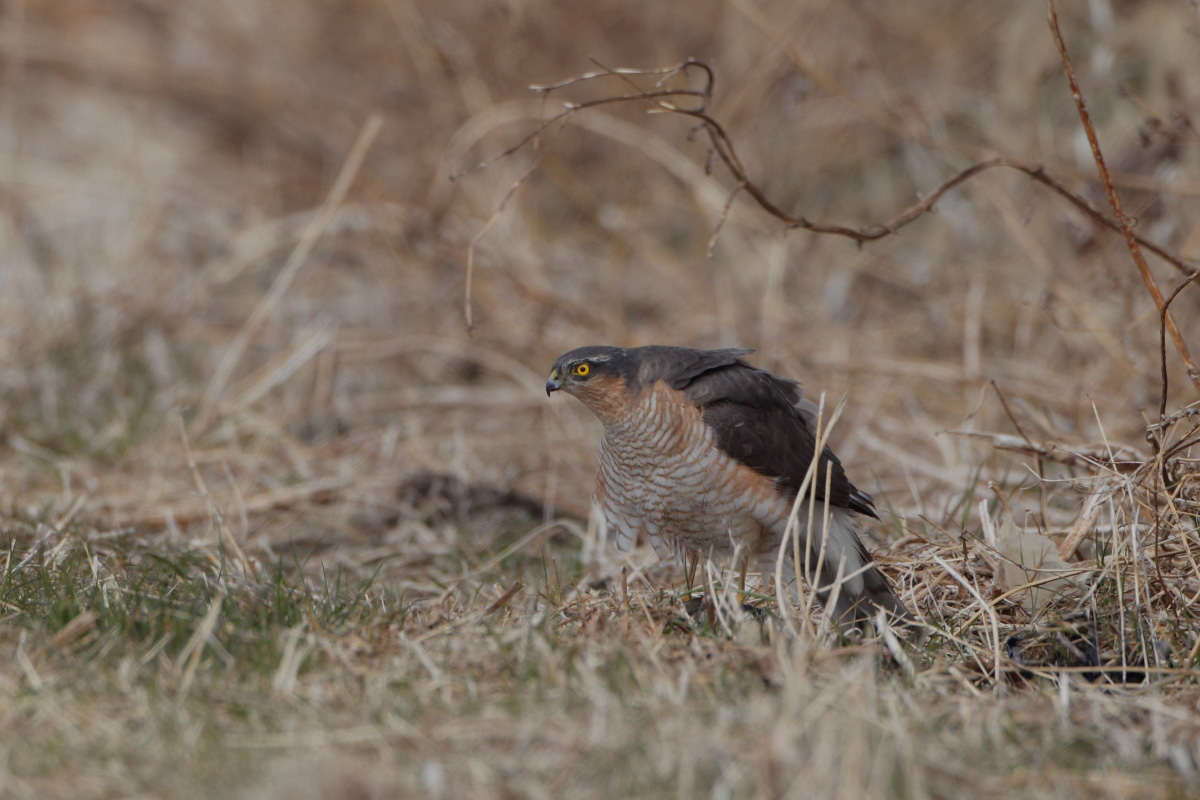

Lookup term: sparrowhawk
[546,345,909,629]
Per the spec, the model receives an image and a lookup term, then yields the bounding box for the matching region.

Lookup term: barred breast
[594,383,792,567]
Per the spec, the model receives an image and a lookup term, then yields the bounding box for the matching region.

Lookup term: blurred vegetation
[0,0,1199,797]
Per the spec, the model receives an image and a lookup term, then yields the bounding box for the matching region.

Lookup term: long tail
[764,508,912,631]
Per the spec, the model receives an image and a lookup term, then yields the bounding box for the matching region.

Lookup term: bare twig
[1157,270,1200,423]
[528,62,705,93]
[1047,1,1200,400]
[950,430,1141,471]
[465,60,1198,276]
[464,162,540,332]
[484,581,525,615]
[451,88,710,182]
[707,181,745,257]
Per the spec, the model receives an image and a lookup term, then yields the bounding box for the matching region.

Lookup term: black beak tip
[545,378,560,397]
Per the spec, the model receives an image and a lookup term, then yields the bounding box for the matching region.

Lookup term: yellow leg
[737,561,748,605]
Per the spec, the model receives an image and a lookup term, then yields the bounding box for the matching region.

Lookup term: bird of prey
[546,345,909,629]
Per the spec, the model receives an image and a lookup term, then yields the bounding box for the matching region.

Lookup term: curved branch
[461,58,1200,326]
[1048,0,1200,399]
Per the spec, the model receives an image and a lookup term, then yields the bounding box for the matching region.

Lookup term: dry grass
[2,0,1200,797]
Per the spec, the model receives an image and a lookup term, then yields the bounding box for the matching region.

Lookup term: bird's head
[545,346,635,419]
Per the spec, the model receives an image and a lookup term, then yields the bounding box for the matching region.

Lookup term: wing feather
[631,346,755,391]
[678,357,877,518]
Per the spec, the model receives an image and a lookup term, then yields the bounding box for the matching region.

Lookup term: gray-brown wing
[681,361,877,518]
[630,346,755,391]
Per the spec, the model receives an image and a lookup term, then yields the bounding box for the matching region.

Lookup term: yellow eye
[573,363,591,376]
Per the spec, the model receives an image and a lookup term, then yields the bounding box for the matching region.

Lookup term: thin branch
[707,182,745,257]
[1047,0,1200,399]
[1158,270,1200,423]
[460,57,1200,357]
[450,89,709,182]
[464,161,540,332]
[473,60,1199,277]
[528,61,708,92]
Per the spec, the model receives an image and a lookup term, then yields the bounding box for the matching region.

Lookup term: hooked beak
[545,370,563,397]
